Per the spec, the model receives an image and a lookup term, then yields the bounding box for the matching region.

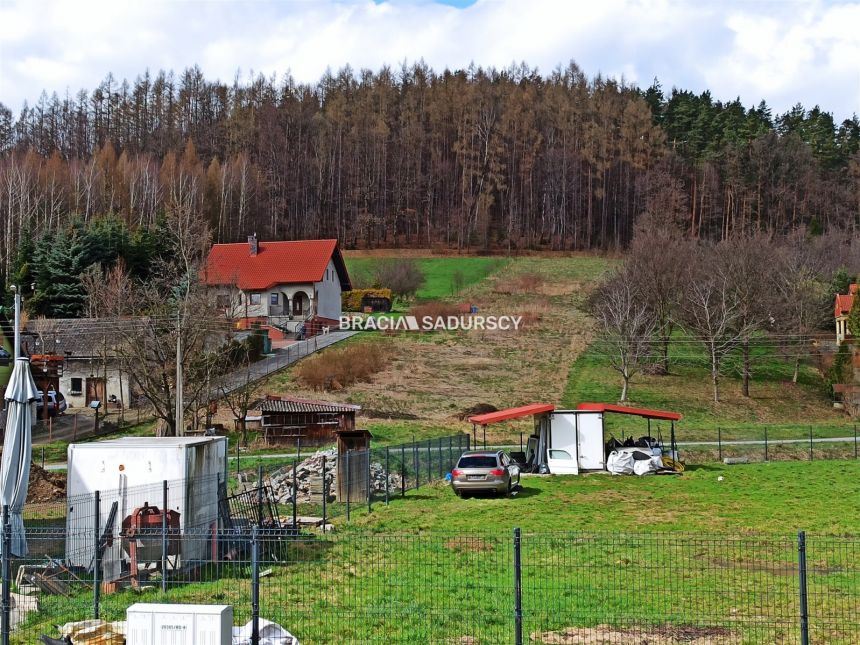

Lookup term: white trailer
[66,437,227,577]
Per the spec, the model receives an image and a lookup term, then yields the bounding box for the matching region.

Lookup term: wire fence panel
[4,527,860,644]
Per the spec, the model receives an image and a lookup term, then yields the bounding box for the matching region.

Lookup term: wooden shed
[259,396,360,445]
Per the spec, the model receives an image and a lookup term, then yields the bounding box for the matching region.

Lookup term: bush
[297,342,387,390]
[376,259,425,298]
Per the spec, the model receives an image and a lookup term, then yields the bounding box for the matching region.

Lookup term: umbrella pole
[2,504,10,645]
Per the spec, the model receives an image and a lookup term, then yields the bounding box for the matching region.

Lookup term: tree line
[590,222,860,403]
[1,62,858,279]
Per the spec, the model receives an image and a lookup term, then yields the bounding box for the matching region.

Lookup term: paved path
[213,330,359,396]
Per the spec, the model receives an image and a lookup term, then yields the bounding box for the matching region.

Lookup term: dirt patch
[532,624,735,644]
[27,465,66,503]
[444,537,496,553]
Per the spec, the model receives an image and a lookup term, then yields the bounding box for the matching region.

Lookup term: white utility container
[126,603,232,645]
[65,437,227,574]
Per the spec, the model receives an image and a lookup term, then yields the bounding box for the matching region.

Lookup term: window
[249,293,262,305]
[70,377,83,394]
[456,455,499,468]
[549,450,573,460]
[270,293,279,305]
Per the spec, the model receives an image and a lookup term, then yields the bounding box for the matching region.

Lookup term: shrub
[376,259,425,298]
[297,342,387,390]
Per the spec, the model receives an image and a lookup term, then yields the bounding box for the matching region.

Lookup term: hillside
[246,252,846,447]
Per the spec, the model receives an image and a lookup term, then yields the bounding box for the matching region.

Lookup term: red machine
[120,503,181,585]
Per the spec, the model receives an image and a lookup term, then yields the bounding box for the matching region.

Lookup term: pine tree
[847,284,860,338]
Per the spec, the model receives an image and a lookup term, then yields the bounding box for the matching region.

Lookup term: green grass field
[17,461,860,644]
[343,255,508,301]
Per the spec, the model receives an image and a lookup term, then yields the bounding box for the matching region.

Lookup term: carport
[468,402,682,475]
[468,403,556,449]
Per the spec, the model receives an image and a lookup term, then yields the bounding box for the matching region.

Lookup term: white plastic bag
[606,450,634,475]
[233,619,300,645]
[633,455,663,476]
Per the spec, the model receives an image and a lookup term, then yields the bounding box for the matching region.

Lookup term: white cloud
[0,0,858,119]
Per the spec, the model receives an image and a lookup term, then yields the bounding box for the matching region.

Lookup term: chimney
[248,233,259,256]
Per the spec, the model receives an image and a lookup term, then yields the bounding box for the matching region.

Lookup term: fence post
[346,451,351,522]
[798,531,809,645]
[718,427,722,462]
[513,527,523,645]
[401,444,406,497]
[854,425,857,459]
[808,426,813,461]
[292,459,298,529]
[2,505,10,645]
[385,448,390,505]
[236,439,240,478]
[257,465,264,528]
[764,427,768,462]
[414,439,419,490]
[93,490,101,619]
[251,526,260,645]
[448,436,453,472]
[161,480,168,593]
[427,440,432,483]
[297,436,302,463]
[438,437,444,479]
[321,456,327,528]
[366,449,372,513]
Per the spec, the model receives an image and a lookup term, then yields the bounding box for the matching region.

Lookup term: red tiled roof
[468,404,555,425]
[835,284,857,317]
[203,239,351,291]
[576,402,682,421]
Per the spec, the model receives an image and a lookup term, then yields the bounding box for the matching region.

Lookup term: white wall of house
[316,259,343,320]
[60,361,133,409]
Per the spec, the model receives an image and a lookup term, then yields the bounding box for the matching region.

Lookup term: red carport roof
[468,404,556,425]
[575,402,681,421]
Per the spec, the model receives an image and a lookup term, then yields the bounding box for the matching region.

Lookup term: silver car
[451,450,520,497]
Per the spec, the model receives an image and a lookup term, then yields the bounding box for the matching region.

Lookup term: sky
[0,0,859,120]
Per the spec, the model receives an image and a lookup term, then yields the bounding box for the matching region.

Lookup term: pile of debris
[27,465,66,503]
[265,451,403,505]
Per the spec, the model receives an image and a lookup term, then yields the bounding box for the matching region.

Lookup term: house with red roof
[203,235,351,338]
[835,283,858,344]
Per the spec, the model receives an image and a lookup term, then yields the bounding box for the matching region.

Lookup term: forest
[1,61,859,285]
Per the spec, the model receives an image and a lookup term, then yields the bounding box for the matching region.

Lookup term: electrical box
[126,603,233,645]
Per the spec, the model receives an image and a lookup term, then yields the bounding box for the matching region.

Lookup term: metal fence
[676,424,860,464]
[3,520,858,644]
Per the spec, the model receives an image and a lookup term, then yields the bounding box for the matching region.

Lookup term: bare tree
[720,234,780,397]
[625,222,691,374]
[679,244,757,403]
[216,345,257,447]
[86,210,225,435]
[590,271,656,402]
[773,230,830,383]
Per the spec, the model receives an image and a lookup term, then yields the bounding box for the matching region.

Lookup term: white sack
[633,456,663,476]
[233,619,300,645]
[606,450,634,475]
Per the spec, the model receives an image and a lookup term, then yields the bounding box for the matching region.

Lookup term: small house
[835,283,858,344]
[259,395,360,445]
[25,318,138,409]
[203,235,352,339]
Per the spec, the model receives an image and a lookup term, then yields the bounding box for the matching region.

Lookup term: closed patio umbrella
[0,357,39,556]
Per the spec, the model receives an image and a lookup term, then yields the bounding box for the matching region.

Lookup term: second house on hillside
[203,235,352,339]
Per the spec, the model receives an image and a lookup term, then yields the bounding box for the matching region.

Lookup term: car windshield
[458,456,498,468]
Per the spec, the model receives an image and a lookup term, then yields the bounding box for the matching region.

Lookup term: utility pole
[175,314,183,437]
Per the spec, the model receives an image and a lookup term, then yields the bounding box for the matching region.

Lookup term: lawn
[343,254,509,301]
[17,461,860,644]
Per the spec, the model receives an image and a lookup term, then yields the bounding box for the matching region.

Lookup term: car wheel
[506,479,512,497]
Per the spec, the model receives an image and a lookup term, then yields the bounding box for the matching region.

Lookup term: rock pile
[266,451,403,505]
